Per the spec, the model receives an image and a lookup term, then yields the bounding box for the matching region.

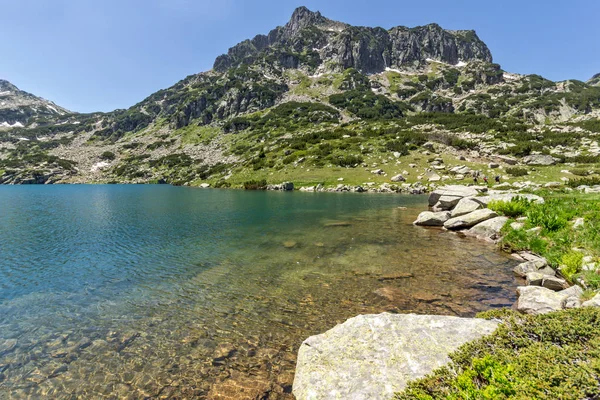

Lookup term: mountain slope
[1,7,600,188]
[0,80,70,128]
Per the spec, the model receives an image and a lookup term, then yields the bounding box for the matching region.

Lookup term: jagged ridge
[213,6,492,74]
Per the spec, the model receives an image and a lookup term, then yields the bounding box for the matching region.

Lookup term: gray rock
[488,162,500,169]
[496,155,518,165]
[443,209,498,230]
[391,174,406,182]
[538,266,556,277]
[428,185,480,206]
[413,211,451,227]
[471,193,544,207]
[513,259,548,278]
[293,313,498,400]
[427,172,441,182]
[515,286,568,315]
[437,195,463,210]
[559,286,584,309]
[465,216,508,242]
[522,154,558,166]
[558,285,584,298]
[526,272,544,286]
[282,182,294,191]
[451,198,482,218]
[582,293,600,308]
[541,276,569,291]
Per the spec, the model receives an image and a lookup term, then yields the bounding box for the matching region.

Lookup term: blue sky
[1,0,598,113]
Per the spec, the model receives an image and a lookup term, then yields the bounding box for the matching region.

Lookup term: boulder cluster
[414,185,543,242]
[414,185,600,315]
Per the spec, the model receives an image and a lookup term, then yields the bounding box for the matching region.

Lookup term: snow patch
[503,72,520,81]
[455,60,468,67]
[91,162,111,172]
[46,105,59,113]
[0,121,24,128]
[18,137,30,141]
[385,67,403,74]
[0,91,11,96]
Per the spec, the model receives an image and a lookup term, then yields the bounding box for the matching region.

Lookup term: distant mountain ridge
[0,80,70,128]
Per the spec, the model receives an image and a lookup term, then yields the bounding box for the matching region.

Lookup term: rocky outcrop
[213,7,492,74]
[522,154,558,166]
[293,313,498,400]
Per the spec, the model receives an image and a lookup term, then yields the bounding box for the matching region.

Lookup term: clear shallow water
[0,185,519,399]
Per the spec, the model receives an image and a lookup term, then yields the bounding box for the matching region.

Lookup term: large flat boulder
[428,185,481,206]
[465,216,509,242]
[444,209,498,230]
[471,193,544,207]
[293,313,498,400]
[515,286,568,315]
[413,211,451,226]
[522,154,558,166]
[451,197,482,217]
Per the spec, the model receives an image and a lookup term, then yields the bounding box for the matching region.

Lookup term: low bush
[243,179,267,190]
[488,197,531,218]
[395,307,600,400]
[560,251,584,282]
[505,167,529,177]
[100,151,116,161]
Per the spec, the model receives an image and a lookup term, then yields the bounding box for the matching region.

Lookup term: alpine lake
[0,185,519,399]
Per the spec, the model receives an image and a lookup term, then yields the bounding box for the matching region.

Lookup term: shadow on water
[0,186,519,398]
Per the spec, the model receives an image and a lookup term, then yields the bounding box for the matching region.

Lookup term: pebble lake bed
[0,185,521,399]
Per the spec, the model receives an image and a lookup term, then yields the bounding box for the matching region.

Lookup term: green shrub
[100,151,116,161]
[527,207,568,232]
[505,167,529,177]
[243,179,267,190]
[395,307,600,400]
[334,154,363,167]
[561,251,584,282]
[571,168,592,176]
[568,176,600,188]
[488,197,531,217]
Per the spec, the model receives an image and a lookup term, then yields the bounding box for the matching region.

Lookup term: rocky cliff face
[589,73,600,86]
[0,80,70,128]
[214,6,492,74]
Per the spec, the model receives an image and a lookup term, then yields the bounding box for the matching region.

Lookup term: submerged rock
[293,313,498,400]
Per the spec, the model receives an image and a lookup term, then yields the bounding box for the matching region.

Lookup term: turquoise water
[0,185,518,399]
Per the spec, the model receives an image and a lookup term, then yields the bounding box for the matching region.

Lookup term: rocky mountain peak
[0,79,70,128]
[589,73,600,86]
[213,6,492,74]
[0,79,18,93]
